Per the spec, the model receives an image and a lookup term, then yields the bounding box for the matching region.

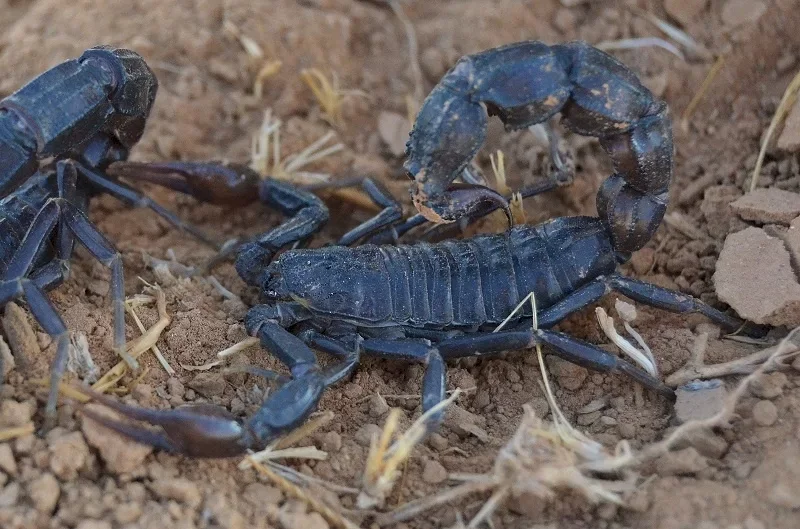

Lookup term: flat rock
[714,227,800,326]
[665,0,708,26]
[721,0,767,28]
[778,101,800,152]
[675,380,727,423]
[731,188,800,225]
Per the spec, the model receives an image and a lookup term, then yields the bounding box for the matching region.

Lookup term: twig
[681,55,726,132]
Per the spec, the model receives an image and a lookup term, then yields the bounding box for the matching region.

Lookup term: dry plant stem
[681,55,726,131]
[249,458,360,529]
[386,0,424,104]
[596,38,684,60]
[750,68,800,191]
[92,289,171,392]
[0,422,35,441]
[125,299,174,376]
[638,328,800,462]
[275,410,335,449]
[665,332,800,386]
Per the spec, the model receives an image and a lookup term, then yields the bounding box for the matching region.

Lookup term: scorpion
[74,41,752,459]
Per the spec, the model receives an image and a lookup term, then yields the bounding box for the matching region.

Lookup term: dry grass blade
[223,20,264,58]
[92,288,171,392]
[489,150,511,196]
[681,54,726,131]
[253,59,282,99]
[386,0,423,105]
[125,295,174,376]
[628,7,710,59]
[596,38,684,60]
[249,458,360,529]
[750,68,800,191]
[0,423,34,441]
[301,68,366,127]
[359,390,462,509]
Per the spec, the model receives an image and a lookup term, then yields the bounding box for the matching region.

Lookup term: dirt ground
[1,0,800,528]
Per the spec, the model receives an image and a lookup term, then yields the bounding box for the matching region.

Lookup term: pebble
[552,8,577,33]
[721,0,767,28]
[48,431,90,481]
[81,404,153,474]
[354,423,382,447]
[149,478,202,508]
[114,502,143,524]
[377,111,410,157]
[443,404,489,441]
[599,416,617,427]
[629,247,655,275]
[655,447,708,476]
[368,394,389,417]
[27,472,60,513]
[0,400,33,427]
[664,0,708,26]
[752,400,778,426]
[527,396,550,418]
[546,357,588,391]
[278,510,329,529]
[749,372,787,399]
[75,521,112,529]
[320,431,342,453]
[0,445,16,476]
[675,380,727,423]
[0,482,19,508]
[422,459,447,484]
[243,482,284,506]
[673,427,728,459]
[578,398,607,415]
[618,422,636,439]
[420,47,448,80]
[767,483,800,509]
[188,372,226,397]
[428,433,448,452]
[0,336,12,378]
[576,411,601,426]
[343,383,363,399]
[166,377,185,398]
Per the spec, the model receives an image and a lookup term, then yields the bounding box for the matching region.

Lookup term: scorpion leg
[109,162,329,283]
[305,177,403,245]
[361,338,447,432]
[535,274,745,332]
[77,306,355,457]
[434,329,674,399]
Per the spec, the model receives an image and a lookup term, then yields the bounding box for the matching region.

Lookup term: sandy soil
[1,0,800,528]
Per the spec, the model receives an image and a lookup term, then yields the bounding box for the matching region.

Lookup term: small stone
[664,0,708,26]
[76,521,112,529]
[114,502,143,524]
[508,490,545,519]
[546,357,588,391]
[243,482,283,506]
[0,400,33,427]
[610,396,626,409]
[749,372,787,399]
[752,400,778,426]
[149,478,202,508]
[731,189,800,225]
[27,472,60,513]
[428,433,448,452]
[354,424,382,447]
[2,302,40,363]
[320,431,342,453]
[767,483,800,509]
[81,404,153,474]
[166,377,185,398]
[278,510,329,529]
[675,380,727,423]
[630,247,655,275]
[0,336,13,378]
[0,445,16,476]
[443,404,489,442]
[49,431,90,481]
[714,227,800,326]
[343,383,363,399]
[0,482,19,508]
[377,111,410,157]
[596,503,618,520]
[578,398,607,415]
[368,394,389,418]
[655,447,708,476]
[188,372,226,397]
[576,411,601,426]
[721,0,767,28]
[599,416,617,426]
[422,460,447,484]
[618,422,636,439]
[527,397,550,418]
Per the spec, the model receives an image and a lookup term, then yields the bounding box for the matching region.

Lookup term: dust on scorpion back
[274,216,617,329]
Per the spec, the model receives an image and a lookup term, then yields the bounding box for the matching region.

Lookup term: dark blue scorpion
[2,42,748,456]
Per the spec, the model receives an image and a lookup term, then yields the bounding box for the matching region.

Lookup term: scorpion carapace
[68,41,747,459]
[405,40,672,257]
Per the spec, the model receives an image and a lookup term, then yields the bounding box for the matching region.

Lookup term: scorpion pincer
[75,41,753,459]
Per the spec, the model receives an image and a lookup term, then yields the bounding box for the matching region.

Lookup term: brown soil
[1,1,800,528]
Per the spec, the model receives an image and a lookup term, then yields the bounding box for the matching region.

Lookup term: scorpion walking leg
[535,274,744,331]
[434,329,674,398]
[361,338,447,432]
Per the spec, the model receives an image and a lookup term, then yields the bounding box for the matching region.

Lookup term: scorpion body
[82,42,752,459]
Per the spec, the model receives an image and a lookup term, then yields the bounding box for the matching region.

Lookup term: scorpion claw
[78,387,252,458]
[108,161,261,207]
[412,182,512,226]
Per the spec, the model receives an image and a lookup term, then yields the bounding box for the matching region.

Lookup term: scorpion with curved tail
[73,41,753,458]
